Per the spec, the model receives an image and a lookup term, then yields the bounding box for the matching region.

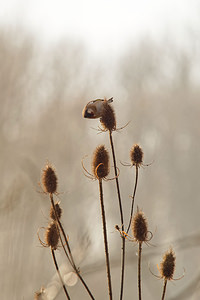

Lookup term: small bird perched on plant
[82,97,113,119]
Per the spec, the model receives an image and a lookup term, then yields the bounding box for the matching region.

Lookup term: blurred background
[0,0,200,299]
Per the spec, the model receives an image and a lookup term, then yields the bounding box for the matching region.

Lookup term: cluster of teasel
[35,98,182,300]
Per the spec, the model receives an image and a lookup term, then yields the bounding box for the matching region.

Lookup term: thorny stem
[126,166,139,233]
[109,130,125,300]
[138,242,142,300]
[161,279,167,300]
[51,248,71,299]
[99,179,113,300]
[50,194,95,300]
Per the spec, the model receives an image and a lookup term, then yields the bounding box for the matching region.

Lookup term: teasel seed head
[160,248,176,280]
[42,163,58,194]
[131,209,148,242]
[92,145,110,179]
[50,202,62,221]
[45,222,59,250]
[130,144,143,167]
[100,100,116,131]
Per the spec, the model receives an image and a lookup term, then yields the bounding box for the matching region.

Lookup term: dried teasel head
[160,248,176,280]
[130,144,143,167]
[92,145,110,179]
[131,209,148,243]
[42,163,58,194]
[100,99,116,131]
[45,222,59,250]
[50,202,62,221]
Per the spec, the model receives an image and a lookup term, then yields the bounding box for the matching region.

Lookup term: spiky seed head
[50,202,62,221]
[42,164,58,194]
[100,100,116,131]
[160,248,176,280]
[45,222,59,250]
[131,210,148,242]
[130,144,143,167]
[92,145,110,179]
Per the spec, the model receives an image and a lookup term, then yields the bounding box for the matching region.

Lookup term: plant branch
[127,166,139,233]
[99,179,113,300]
[138,242,142,300]
[50,194,95,300]
[51,248,71,300]
[109,130,125,300]
[161,279,167,300]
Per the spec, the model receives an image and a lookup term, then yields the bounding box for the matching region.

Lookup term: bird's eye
[88,110,94,116]
[84,108,94,118]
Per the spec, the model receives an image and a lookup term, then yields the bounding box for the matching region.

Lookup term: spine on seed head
[100,100,116,131]
[42,164,58,194]
[130,144,143,167]
[131,210,148,242]
[92,145,110,179]
[45,222,59,250]
[160,248,176,280]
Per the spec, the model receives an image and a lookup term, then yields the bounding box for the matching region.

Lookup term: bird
[82,97,113,119]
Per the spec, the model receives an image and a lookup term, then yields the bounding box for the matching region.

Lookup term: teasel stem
[126,166,139,233]
[51,248,71,299]
[138,242,142,300]
[109,130,125,300]
[98,178,113,300]
[161,279,167,300]
[50,194,95,300]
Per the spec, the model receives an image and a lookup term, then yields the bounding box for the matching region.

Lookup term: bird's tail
[107,97,113,103]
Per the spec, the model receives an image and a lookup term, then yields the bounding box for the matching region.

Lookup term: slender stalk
[138,242,142,300]
[126,166,139,233]
[109,130,125,300]
[51,248,71,299]
[50,194,95,300]
[98,179,113,300]
[161,279,167,300]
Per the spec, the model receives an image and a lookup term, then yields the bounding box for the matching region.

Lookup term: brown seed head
[130,144,143,167]
[45,222,59,250]
[160,248,176,280]
[131,210,148,242]
[92,145,110,179]
[42,164,57,194]
[50,202,62,221]
[100,100,116,131]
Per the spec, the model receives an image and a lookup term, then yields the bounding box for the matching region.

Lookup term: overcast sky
[0,0,199,54]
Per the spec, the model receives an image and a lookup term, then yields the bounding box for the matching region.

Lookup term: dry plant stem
[127,166,139,233]
[50,194,95,300]
[99,179,113,300]
[51,248,71,300]
[138,242,142,300]
[161,279,167,300]
[109,131,125,300]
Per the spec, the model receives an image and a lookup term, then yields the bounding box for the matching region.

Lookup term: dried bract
[130,144,143,167]
[42,164,58,194]
[50,202,62,221]
[100,100,116,131]
[92,145,110,179]
[131,210,148,242]
[45,222,59,250]
[160,248,176,280]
